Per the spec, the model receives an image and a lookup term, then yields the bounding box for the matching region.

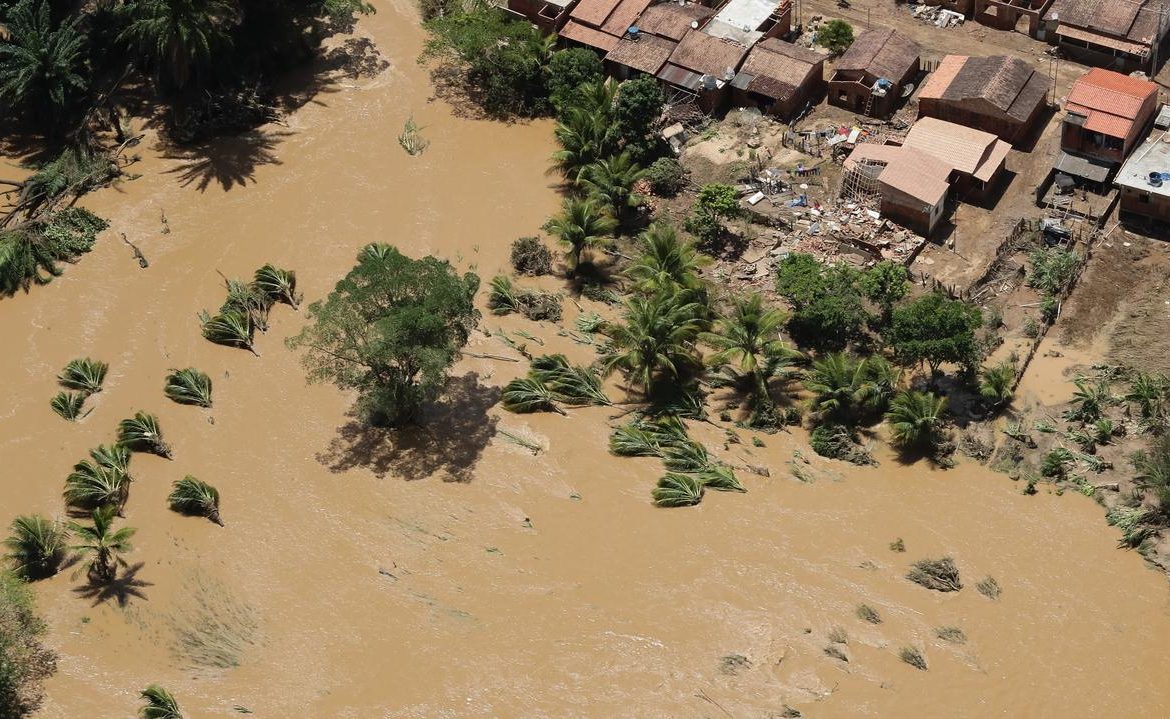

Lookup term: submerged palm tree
[69,506,134,584]
[0,0,88,130]
[624,224,709,295]
[652,473,704,507]
[64,460,131,514]
[702,293,797,414]
[546,197,617,276]
[603,291,704,394]
[199,308,256,354]
[253,264,300,309]
[119,0,236,92]
[168,476,222,526]
[580,152,646,228]
[885,390,948,450]
[117,411,173,458]
[139,684,183,719]
[551,101,619,184]
[855,355,901,415]
[164,367,212,407]
[90,443,131,475]
[58,357,108,394]
[3,514,68,579]
[50,390,85,421]
[979,362,1015,410]
[805,353,866,423]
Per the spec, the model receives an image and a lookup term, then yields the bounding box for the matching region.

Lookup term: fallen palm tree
[117,412,173,459]
[253,264,300,309]
[164,368,213,407]
[64,461,130,514]
[168,476,223,526]
[501,355,610,414]
[199,309,257,355]
[50,391,85,421]
[58,357,108,394]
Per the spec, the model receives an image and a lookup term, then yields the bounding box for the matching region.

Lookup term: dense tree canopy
[886,292,982,374]
[288,244,480,427]
[774,254,869,350]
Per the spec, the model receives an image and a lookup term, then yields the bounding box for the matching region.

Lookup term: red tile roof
[1065,68,1158,139]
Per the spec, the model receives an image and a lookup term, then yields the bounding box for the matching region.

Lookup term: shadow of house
[916,55,1050,147]
[162,129,289,192]
[318,373,501,483]
[829,28,921,119]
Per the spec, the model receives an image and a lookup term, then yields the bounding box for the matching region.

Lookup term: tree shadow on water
[73,562,152,607]
[318,373,501,483]
[161,128,289,191]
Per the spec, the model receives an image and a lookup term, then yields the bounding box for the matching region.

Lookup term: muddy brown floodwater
[3,4,1170,717]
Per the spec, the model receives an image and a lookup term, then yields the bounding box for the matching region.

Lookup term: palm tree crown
[551,101,619,184]
[885,390,948,449]
[120,0,236,91]
[580,151,645,227]
[625,224,709,294]
[702,293,798,410]
[3,514,68,580]
[603,291,704,393]
[546,197,617,275]
[0,0,88,127]
[69,506,135,584]
[139,684,183,719]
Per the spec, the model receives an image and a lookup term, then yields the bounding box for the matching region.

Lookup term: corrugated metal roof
[657,62,703,90]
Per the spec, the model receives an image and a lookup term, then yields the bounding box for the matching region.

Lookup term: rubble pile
[910,5,966,27]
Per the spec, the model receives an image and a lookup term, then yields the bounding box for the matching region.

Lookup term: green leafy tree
[885,390,948,450]
[0,0,89,133]
[3,515,67,580]
[603,291,705,394]
[861,260,910,327]
[581,152,646,229]
[119,0,237,92]
[288,245,479,427]
[886,292,982,375]
[645,157,687,196]
[613,74,665,163]
[684,183,740,244]
[816,19,854,55]
[546,47,603,113]
[702,293,798,417]
[139,684,183,719]
[546,197,617,276]
[775,254,868,350]
[69,506,134,584]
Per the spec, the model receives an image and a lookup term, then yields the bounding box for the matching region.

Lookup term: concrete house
[1043,0,1170,73]
[1055,68,1159,189]
[916,55,1050,146]
[703,0,793,46]
[731,39,825,119]
[506,0,579,32]
[1115,106,1170,231]
[972,0,1054,37]
[829,28,921,118]
[603,1,714,80]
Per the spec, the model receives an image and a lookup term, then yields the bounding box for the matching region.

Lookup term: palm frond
[117,411,173,458]
[58,357,107,394]
[661,439,709,473]
[530,354,610,406]
[697,464,745,492]
[139,684,183,719]
[90,443,131,474]
[199,309,256,354]
[487,275,520,315]
[3,514,68,580]
[64,461,130,513]
[608,416,688,456]
[501,377,565,415]
[221,277,272,332]
[168,476,222,526]
[50,390,85,421]
[253,264,300,309]
[652,473,705,507]
[164,368,212,407]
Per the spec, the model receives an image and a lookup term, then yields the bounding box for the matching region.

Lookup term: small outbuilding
[1115,107,1170,232]
[731,39,825,119]
[916,55,1050,146]
[829,28,921,117]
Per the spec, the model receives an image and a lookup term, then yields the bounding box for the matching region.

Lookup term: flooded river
[2,3,1169,716]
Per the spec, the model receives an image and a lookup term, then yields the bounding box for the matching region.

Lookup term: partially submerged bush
[652,473,704,507]
[856,604,881,624]
[488,275,562,322]
[0,207,108,296]
[889,537,906,552]
[810,425,875,466]
[898,646,927,670]
[0,572,57,716]
[827,626,848,644]
[906,557,962,592]
[823,644,848,662]
[935,626,967,644]
[976,575,1001,600]
[510,237,553,276]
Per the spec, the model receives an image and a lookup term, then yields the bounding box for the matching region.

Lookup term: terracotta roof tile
[668,30,747,77]
[635,3,715,41]
[560,20,621,52]
[606,33,676,75]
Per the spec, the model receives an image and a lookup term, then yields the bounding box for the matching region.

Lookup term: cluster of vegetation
[50,356,107,421]
[609,416,744,507]
[488,275,562,322]
[815,19,855,55]
[0,0,374,143]
[1026,247,1083,324]
[288,243,480,427]
[1,206,108,296]
[502,354,610,415]
[200,264,299,355]
[0,571,56,717]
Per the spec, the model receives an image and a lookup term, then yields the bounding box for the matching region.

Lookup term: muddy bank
[1,2,1169,717]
